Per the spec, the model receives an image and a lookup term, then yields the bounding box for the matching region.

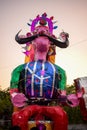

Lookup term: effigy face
[33,36,50,52]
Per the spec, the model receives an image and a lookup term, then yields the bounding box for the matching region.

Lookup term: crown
[27,12,58,34]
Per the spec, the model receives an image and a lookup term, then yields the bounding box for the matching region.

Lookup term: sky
[0,0,87,89]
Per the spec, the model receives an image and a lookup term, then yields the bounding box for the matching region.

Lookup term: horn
[39,34,69,48]
[48,35,69,48]
[15,30,38,44]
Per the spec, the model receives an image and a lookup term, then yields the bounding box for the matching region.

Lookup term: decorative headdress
[27,12,58,34]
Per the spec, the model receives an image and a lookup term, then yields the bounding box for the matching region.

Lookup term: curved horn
[15,30,38,44]
[40,34,69,48]
[48,35,69,48]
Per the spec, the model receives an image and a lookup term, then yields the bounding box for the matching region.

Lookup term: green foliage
[64,106,87,124]
[0,88,13,118]
[66,84,76,94]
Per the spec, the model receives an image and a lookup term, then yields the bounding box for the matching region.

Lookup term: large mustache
[15,30,69,48]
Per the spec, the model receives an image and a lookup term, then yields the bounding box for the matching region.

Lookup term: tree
[0,88,13,119]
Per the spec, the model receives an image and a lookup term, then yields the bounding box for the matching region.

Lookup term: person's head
[9,126,21,130]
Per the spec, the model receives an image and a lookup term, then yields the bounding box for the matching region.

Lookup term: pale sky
[0,0,87,89]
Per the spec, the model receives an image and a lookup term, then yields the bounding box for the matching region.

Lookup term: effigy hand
[67,94,79,107]
[11,93,28,107]
[59,31,69,42]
